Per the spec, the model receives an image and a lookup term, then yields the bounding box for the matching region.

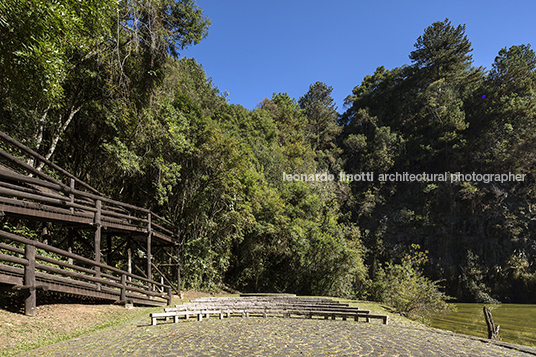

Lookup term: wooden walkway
[0,130,179,315]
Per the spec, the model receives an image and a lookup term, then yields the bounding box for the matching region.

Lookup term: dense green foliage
[342,19,536,304]
[1,5,535,318]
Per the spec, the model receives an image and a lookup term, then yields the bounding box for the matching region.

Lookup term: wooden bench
[150,307,387,325]
[150,296,389,326]
[165,302,369,315]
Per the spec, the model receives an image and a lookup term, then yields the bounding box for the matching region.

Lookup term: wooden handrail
[0,169,175,238]
[0,130,101,195]
[0,148,63,187]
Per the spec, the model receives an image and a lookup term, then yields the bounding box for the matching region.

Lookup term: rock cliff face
[355,179,536,303]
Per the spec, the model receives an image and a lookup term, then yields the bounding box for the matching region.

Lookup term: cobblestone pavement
[15,315,536,357]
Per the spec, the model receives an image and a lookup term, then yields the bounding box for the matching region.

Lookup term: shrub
[370,244,453,322]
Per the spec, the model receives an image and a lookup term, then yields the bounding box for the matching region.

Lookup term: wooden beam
[152,261,179,295]
[108,237,128,261]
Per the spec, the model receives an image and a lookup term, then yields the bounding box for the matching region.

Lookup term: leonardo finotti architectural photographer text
[282,171,526,183]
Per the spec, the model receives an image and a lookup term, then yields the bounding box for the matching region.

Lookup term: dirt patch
[0,301,139,356]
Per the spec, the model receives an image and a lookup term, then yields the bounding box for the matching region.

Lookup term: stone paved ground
[15,315,536,357]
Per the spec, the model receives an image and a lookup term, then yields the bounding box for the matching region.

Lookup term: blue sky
[183,0,535,113]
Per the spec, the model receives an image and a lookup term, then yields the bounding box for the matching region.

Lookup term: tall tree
[298,82,341,152]
[0,0,210,167]
[408,19,481,169]
[470,44,536,171]
[409,18,473,81]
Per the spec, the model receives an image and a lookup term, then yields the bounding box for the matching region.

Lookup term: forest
[1,0,535,317]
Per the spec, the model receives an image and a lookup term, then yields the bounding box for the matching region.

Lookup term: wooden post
[94,199,102,279]
[106,232,112,265]
[176,228,182,298]
[67,229,74,265]
[120,274,127,302]
[69,178,75,214]
[24,244,36,316]
[484,306,500,340]
[127,246,132,281]
[147,212,152,286]
[166,286,172,306]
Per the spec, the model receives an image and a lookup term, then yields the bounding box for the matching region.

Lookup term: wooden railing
[0,166,175,242]
[0,130,176,242]
[0,229,172,316]
[0,130,180,315]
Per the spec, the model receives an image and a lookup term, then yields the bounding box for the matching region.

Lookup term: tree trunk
[36,105,81,171]
[483,306,500,340]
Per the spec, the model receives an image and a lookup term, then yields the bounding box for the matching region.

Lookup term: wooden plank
[41,280,119,301]
[0,181,67,202]
[0,198,94,224]
[34,263,124,290]
[0,186,97,212]
[0,273,23,285]
[0,240,25,253]
[0,168,146,216]
[35,253,97,276]
[0,262,24,276]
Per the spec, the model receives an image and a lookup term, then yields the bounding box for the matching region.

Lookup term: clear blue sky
[183,0,535,113]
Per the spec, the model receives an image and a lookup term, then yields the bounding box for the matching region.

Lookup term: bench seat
[151,307,387,325]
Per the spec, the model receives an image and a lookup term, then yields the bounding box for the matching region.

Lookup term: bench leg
[174,315,179,323]
[198,313,203,321]
[366,317,370,323]
[220,312,224,319]
[354,315,359,322]
[331,314,336,320]
[263,312,267,318]
[324,315,329,320]
[342,316,347,321]
[151,318,157,326]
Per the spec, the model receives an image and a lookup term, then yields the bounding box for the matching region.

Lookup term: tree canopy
[1,10,535,308]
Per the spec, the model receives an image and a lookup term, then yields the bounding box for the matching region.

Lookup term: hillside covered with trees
[1,0,535,315]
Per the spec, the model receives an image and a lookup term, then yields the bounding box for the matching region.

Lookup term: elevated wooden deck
[0,130,179,314]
